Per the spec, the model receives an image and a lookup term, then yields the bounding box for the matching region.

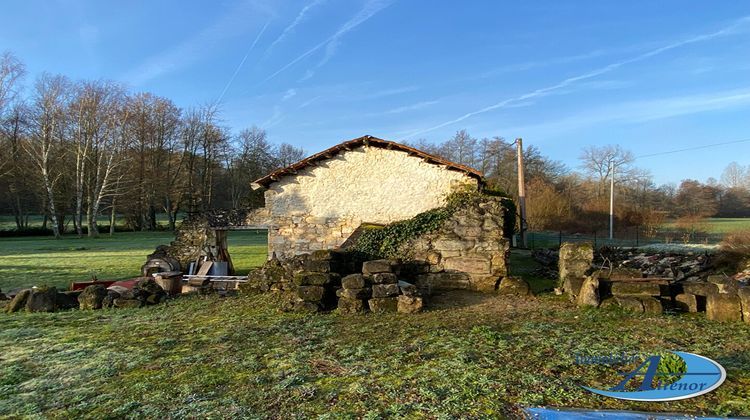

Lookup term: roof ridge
[251,135,484,189]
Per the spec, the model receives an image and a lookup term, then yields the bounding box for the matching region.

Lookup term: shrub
[720,229,750,256]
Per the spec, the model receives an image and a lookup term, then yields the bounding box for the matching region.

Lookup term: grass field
[0,213,185,231]
[1,232,750,417]
[1,289,749,417]
[0,231,267,291]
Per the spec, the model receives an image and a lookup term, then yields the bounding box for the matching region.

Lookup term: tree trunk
[109,199,116,236]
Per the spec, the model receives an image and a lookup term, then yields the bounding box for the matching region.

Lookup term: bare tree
[24,74,70,238]
[579,145,637,197]
[0,51,26,176]
[721,161,748,189]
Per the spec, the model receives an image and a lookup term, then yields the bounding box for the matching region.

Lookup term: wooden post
[516,138,527,248]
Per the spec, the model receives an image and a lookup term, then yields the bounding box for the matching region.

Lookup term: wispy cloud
[260,0,393,85]
[262,0,327,59]
[402,15,750,139]
[367,100,439,116]
[298,95,321,108]
[359,85,419,100]
[282,88,297,101]
[504,87,750,137]
[123,1,271,86]
[262,105,285,129]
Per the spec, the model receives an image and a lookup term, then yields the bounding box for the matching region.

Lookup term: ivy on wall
[353,188,516,259]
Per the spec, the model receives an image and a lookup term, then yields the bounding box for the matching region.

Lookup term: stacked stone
[333,259,423,314]
[558,242,594,299]
[363,259,400,313]
[286,250,345,313]
[599,280,664,314]
[336,273,371,314]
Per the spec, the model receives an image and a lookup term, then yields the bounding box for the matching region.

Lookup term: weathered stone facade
[252,137,482,259]
[402,197,510,292]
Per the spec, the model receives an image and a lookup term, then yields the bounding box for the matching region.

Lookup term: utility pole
[516,138,527,248]
[609,158,615,240]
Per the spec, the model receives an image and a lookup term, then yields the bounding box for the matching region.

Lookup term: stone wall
[262,146,479,258]
[401,197,510,292]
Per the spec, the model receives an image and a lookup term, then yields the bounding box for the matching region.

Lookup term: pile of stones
[337,259,423,314]
[559,242,750,323]
[2,278,168,314]
[2,286,79,313]
[79,278,168,310]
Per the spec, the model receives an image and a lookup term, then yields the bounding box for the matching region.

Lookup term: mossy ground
[1,238,749,417]
[1,286,750,417]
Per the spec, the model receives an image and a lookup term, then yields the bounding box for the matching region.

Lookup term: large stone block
[739,288,750,323]
[362,259,396,274]
[341,274,367,289]
[681,281,719,297]
[416,272,471,290]
[498,277,531,297]
[337,297,367,314]
[576,276,599,307]
[558,242,593,286]
[706,293,742,322]
[615,296,644,313]
[611,282,661,297]
[397,295,423,313]
[371,272,398,284]
[675,293,699,312]
[336,287,371,300]
[398,280,419,297]
[472,275,500,293]
[297,286,326,302]
[368,297,399,313]
[432,239,466,252]
[640,297,663,314]
[372,283,400,298]
[443,256,491,274]
[707,275,739,294]
[5,289,30,313]
[293,272,337,286]
[26,287,58,313]
[563,277,586,301]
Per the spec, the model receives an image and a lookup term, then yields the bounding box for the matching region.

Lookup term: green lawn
[1,236,749,417]
[1,290,749,417]
[0,213,185,231]
[0,231,267,291]
[663,218,750,234]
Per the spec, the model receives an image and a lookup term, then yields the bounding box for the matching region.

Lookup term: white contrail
[216,20,270,104]
[259,0,391,85]
[262,0,326,59]
[402,16,750,139]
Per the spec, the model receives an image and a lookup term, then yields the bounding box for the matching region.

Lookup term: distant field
[662,218,750,234]
[0,213,184,231]
[0,230,267,291]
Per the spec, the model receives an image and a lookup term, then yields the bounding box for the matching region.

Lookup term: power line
[635,137,750,159]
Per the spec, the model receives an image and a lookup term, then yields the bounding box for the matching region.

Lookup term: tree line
[0,52,304,237]
[2,51,749,238]
[409,130,750,236]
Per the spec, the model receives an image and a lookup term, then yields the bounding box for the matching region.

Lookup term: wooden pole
[609,159,615,240]
[516,138,527,248]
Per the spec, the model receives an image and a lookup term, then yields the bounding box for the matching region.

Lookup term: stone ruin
[554,241,750,323]
[233,194,529,314]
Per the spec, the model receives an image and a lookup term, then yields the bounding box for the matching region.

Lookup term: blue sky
[2,0,750,185]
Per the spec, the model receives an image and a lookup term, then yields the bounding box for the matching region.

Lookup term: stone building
[250,135,484,258]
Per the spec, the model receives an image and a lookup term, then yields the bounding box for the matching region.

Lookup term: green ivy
[353,189,516,259]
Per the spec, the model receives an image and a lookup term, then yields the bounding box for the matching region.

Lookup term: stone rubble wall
[557,241,750,323]
[262,146,479,259]
[402,197,510,292]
